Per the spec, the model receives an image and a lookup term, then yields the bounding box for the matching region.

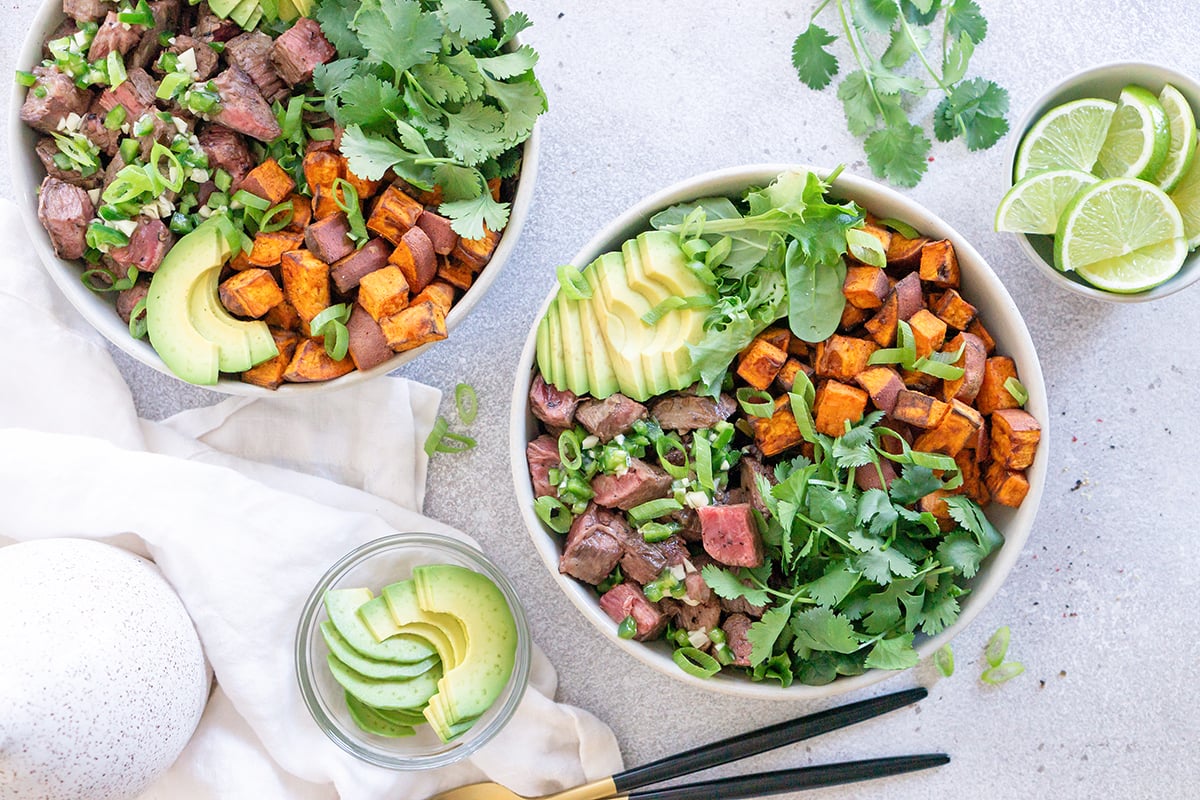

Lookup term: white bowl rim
[1007,59,1200,303]
[509,162,1050,700]
[8,0,540,395]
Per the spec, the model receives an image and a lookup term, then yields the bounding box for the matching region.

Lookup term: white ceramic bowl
[1008,61,1200,302]
[9,0,540,395]
[509,164,1049,699]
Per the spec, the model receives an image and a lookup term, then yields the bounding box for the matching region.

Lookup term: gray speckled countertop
[4,1,1200,797]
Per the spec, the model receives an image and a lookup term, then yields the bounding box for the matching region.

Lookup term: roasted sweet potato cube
[379,299,448,352]
[976,356,1021,415]
[892,272,924,320]
[331,238,390,294]
[758,326,792,353]
[855,365,904,414]
[919,239,960,288]
[238,158,295,205]
[985,462,1029,507]
[346,303,393,372]
[954,449,990,506]
[358,265,410,322]
[219,268,283,318]
[241,329,300,390]
[280,249,330,333]
[412,280,455,315]
[303,150,343,218]
[840,302,868,330]
[282,193,312,233]
[939,332,986,403]
[453,227,500,270]
[864,293,899,347]
[786,337,809,358]
[736,337,788,391]
[814,380,869,437]
[487,176,502,202]
[416,210,459,255]
[751,396,804,457]
[843,265,890,309]
[814,335,878,380]
[886,234,928,269]
[858,222,893,255]
[282,338,355,383]
[900,367,939,393]
[775,358,813,393]
[913,399,982,457]
[263,299,301,332]
[967,318,996,354]
[229,247,253,271]
[388,226,438,294]
[436,254,475,291]
[367,185,424,244]
[344,167,382,202]
[907,309,947,359]
[933,288,977,330]
[918,490,954,531]
[990,408,1041,470]
[890,390,950,429]
[247,230,304,268]
[305,212,354,264]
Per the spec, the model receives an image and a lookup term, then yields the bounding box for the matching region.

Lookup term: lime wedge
[1096,86,1170,180]
[1054,178,1186,292]
[1153,84,1198,192]
[1015,98,1115,179]
[1168,151,1200,249]
[995,169,1099,234]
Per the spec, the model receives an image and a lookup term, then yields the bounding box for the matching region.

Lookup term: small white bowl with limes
[997,62,1200,301]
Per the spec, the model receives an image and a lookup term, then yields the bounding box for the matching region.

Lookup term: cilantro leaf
[888,464,942,505]
[792,23,839,90]
[333,75,403,128]
[901,0,938,24]
[946,0,987,44]
[439,0,494,41]
[412,62,470,104]
[339,125,410,181]
[442,49,487,99]
[314,0,366,58]
[881,24,929,70]
[803,561,860,607]
[443,100,508,165]
[936,532,986,578]
[312,58,360,101]
[864,633,920,669]
[475,45,539,80]
[944,494,1005,552]
[864,120,930,188]
[497,10,532,47]
[838,70,878,136]
[938,77,1010,151]
[853,541,917,585]
[433,163,484,202]
[860,578,923,634]
[355,0,443,73]
[484,76,546,144]
[851,0,899,32]
[439,188,510,239]
[701,564,771,607]
[921,575,962,634]
[857,488,898,536]
[791,607,861,654]
[941,30,974,85]
[747,602,793,666]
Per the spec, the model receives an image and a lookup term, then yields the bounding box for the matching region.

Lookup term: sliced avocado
[620,238,675,397]
[323,588,437,664]
[320,622,439,681]
[576,266,619,398]
[382,581,469,667]
[535,312,553,383]
[423,694,480,742]
[412,565,516,725]
[588,251,650,401]
[326,653,442,711]
[555,289,589,396]
[229,0,260,27]
[344,691,417,738]
[374,705,428,727]
[207,0,241,17]
[357,596,458,668]
[543,300,563,390]
[188,271,251,372]
[634,231,708,389]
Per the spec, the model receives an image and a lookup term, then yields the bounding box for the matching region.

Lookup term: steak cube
[698,503,763,568]
[591,457,672,511]
[559,504,623,586]
[575,393,647,442]
[599,583,666,641]
[271,17,336,85]
[529,373,580,429]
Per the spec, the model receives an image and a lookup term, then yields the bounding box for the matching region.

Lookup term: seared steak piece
[79,110,120,156]
[96,67,156,119]
[739,457,776,515]
[722,613,754,666]
[192,6,240,42]
[211,66,282,142]
[110,218,174,272]
[661,596,721,636]
[270,17,335,85]
[63,0,108,23]
[575,393,647,442]
[87,10,144,61]
[37,177,94,260]
[332,238,390,293]
[607,522,673,586]
[116,277,150,324]
[559,504,624,585]
[670,507,703,543]
[529,374,580,429]
[591,457,672,511]
[525,434,560,499]
[165,35,219,80]
[305,213,354,263]
[698,503,763,568]
[138,113,184,161]
[35,138,102,189]
[599,583,666,641]
[197,123,255,188]
[126,0,181,70]
[683,571,711,605]
[20,67,91,134]
[225,31,288,103]
[651,392,736,433]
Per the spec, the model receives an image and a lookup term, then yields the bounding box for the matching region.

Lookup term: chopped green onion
[97,204,128,222]
[693,432,713,491]
[680,238,710,260]
[685,258,718,285]
[654,434,689,479]
[208,41,225,53]
[213,168,233,193]
[310,303,352,361]
[117,0,154,26]
[156,71,190,100]
[106,51,126,88]
[707,628,727,645]
[1004,377,1028,406]
[455,382,478,425]
[556,263,592,301]
[434,431,476,453]
[168,211,193,235]
[14,70,37,87]
[876,216,921,239]
[736,386,774,418]
[908,449,957,472]
[258,201,295,233]
[600,445,629,474]
[184,88,220,115]
[118,137,139,164]
[147,142,184,193]
[640,295,710,326]
[534,495,573,534]
[157,30,172,47]
[51,132,99,176]
[32,85,47,98]
[984,626,1010,668]
[307,125,335,141]
[309,302,353,332]
[868,319,917,368]
[128,298,148,339]
[103,105,126,130]
[628,497,683,524]
[714,645,735,666]
[232,188,271,211]
[84,222,130,251]
[705,236,732,268]
[332,178,368,245]
[934,644,954,677]
[911,356,964,381]
[643,572,679,603]
[672,646,721,678]
[558,429,584,470]
[52,153,73,171]
[559,475,594,505]
[616,615,637,639]
[206,191,230,210]
[981,661,1024,685]
[81,263,137,293]
[639,522,679,543]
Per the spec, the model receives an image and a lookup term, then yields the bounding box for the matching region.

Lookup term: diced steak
[740,457,776,515]
[166,35,219,80]
[698,503,763,568]
[138,112,185,162]
[63,0,108,23]
[87,11,144,61]
[598,583,666,641]
[659,534,690,567]
[305,213,354,263]
[125,0,182,70]
[670,507,703,543]
[651,392,737,433]
[191,6,240,42]
[35,138,102,189]
[116,277,150,324]
[591,457,672,511]
[530,373,580,429]
[96,67,156,120]
[575,393,647,442]
[224,31,288,104]
[20,66,91,134]
[332,238,390,293]
[660,596,722,636]
[211,66,281,142]
[559,504,624,585]
[683,571,711,605]
[79,108,121,156]
[722,613,754,666]
[270,17,335,85]
[197,123,254,189]
[604,520,673,586]
[37,177,94,260]
[109,218,174,273]
[525,434,560,499]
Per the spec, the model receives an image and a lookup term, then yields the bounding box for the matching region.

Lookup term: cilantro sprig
[792,0,1009,187]
[312,0,546,238]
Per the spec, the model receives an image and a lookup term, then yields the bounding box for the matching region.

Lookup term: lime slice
[1168,153,1200,249]
[1054,178,1186,292]
[995,169,1099,234]
[1153,84,1198,192]
[1096,86,1170,180]
[1014,98,1115,179]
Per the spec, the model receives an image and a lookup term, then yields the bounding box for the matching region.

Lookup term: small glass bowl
[295,532,531,770]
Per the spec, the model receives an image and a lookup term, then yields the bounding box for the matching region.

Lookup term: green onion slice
[981,661,1024,685]
[654,434,689,479]
[984,626,1010,668]
[534,495,573,534]
[106,50,126,88]
[455,382,478,425]
[558,429,584,471]
[1004,377,1028,406]
[257,201,295,233]
[704,235,732,268]
[693,432,713,491]
[680,238,710,260]
[638,521,679,543]
[213,168,233,193]
[332,178,368,245]
[556,264,592,301]
[641,295,710,326]
[103,104,126,130]
[616,615,637,639]
[117,0,154,26]
[672,646,721,678]
[14,70,37,87]
[434,431,476,453]
[128,298,148,339]
[232,188,271,211]
[911,357,965,381]
[876,216,921,239]
[934,644,954,677]
[628,497,683,524]
[736,387,774,419]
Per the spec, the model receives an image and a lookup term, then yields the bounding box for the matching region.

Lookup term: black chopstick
[624,754,950,800]
[610,687,927,794]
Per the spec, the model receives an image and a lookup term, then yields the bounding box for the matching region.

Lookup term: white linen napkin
[0,199,623,800]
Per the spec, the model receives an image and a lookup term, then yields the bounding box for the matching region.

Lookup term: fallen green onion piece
[434,431,476,453]
[128,298,148,339]
[556,264,592,301]
[673,646,721,678]
[934,644,954,677]
[654,434,689,479]
[455,382,478,425]
[558,429,583,471]
[1004,377,1028,406]
[15,70,37,87]
[616,615,637,639]
[984,625,1010,668]
[736,386,774,418]
[981,661,1024,685]
[423,417,449,458]
[628,497,683,524]
[876,216,921,240]
[533,495,573,534]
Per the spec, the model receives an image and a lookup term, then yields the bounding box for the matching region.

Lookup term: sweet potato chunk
[886,234,928,269]
[855,365,904,413]
[416,210,459,255]
[758,326,791,353]
[280,249,330,333]
[918,490,954,531]
[330,238,390,294]
[908,309,947,358]
[900,367,939,393]
[219,268,283,318]
[303,150,344,219]
[263,299,301,332]
[786,337,809,358]
[367,185,424,244]
[452,227,500,270]
[412,280,455,315]
[346,303,393,372]
[858,222,893,255]
[840,302,868,330]
[239,157,295,204]
[344,167,382,203]
[736,337,788,391]
[934,288,977,330]
[890,390,950,429]
[864,293,899,347]
[814,335,878,380]
[241,328,300,390]
[304,212,354,264]
[282,338,355,382]
[892,272,924,321]
[358,265,410,322]
[436,254,475,291]
[284,193,312,232]
[843,265,890,309]
[775,358,813,393]
[913,399,982,457]
[246,230,304,268]
[388,226,437,293]
[379,299,447,352]
[976,356,1021,415]
[990,408,1041,470]
[751,396,804,457]
[813,380,868,436]
[967,318,996,354]
[985,462,1030,507]
[940,332,987,403]
[954,449,990,506]
[919,239,960,288]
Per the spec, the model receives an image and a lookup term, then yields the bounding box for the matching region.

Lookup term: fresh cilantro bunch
[702,406,1004,686]
[312,0,546,238]
[792,0,1008,187]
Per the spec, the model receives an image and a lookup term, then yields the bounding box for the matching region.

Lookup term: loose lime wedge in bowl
[1168,152,1200,250]
[1153,84,1198,192]
[1096,85,1170,180]
[1014,98,1115,179]
[995,169,1099,234]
